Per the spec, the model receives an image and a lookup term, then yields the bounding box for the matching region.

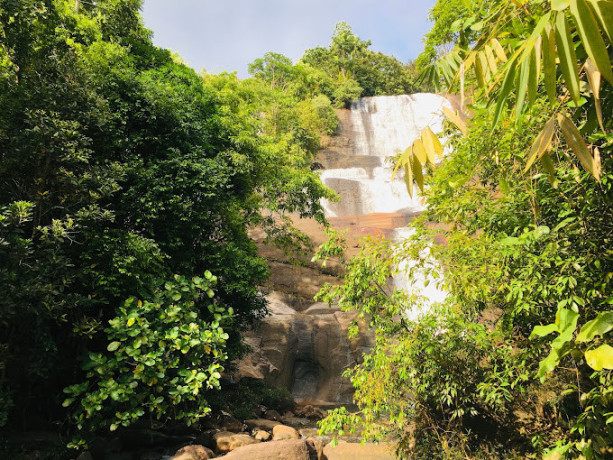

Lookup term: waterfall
[320,94,450,218]
[320,93,449,316]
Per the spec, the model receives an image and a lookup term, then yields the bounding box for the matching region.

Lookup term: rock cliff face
[238,94,451,405]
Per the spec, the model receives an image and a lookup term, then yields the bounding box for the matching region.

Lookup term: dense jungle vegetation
[0,0,418,455]
[317,0,613,459]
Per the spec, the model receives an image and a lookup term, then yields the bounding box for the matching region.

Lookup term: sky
[141,0,437,78]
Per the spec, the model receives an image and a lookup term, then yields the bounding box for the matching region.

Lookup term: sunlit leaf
[557,113,599,179]
[576,312,613,342]
[422,126,444,159]
[404,161,413,198]
[530,323,559,338]
[107,341,120,352]
[392,146,411,181]
[555,12,581,105]
[413,139,427,163]
[485,45,498,74]
[586,0,613,43]
[443,106,468,136]
[585,344,613,370]
[491,38,508,62]
[525,116,557,172]
[571,0,613,84]
[552,0,571,10]
[585,58,606,133]
[516,48,533,118]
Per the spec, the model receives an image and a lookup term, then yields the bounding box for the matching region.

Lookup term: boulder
[295,405,328,420]
[171,444,212,460]
[272,424,300,441]
[220,439,318,460]
[265,409,282,421]
[244,418,282,431]
[211,412,244,432]
[213,431,259,455]
[323,441,396,460]
[253,430,271,442]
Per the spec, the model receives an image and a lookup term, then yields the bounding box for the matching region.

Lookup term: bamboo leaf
[552,0,571,10]
[571,0,613,85]
[585,58,606,133]
[493,59,517,127]
[557,113,599,179]
[404,161,414,198]
[585,344,613,371]
[586,0,613,43]
[443,106,469,136]
[413,139,427,163]
[542,23,558,104]
[491,38,508,62]
[420,131,438,165]
[412,154,424,192]
[516,49,532,118]
[422,126,444,159]
[541,152,559,188]
[391,146,411,181]
[555,12,581,105]
[485,45,498,74]
[527,44,539,108]
[525,116,557,172]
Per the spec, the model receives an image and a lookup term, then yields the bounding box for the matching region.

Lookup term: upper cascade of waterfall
[319,93,451,218]
[349,93,450,158]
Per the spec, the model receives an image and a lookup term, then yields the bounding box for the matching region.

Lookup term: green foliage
[64,274,231,433]
[301,22,418,104]
[0,0,333,433]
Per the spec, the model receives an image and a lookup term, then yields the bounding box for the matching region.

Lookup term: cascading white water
[320,94,450,218]
[320,93,450,313]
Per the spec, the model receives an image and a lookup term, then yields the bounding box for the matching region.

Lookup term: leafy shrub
[64,273,232,433]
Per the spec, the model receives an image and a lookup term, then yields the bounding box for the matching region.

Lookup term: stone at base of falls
[323,441,397,460]
[171,445,214,460]
[272,424,300,441]
[213,431,259,455]
[219,438,321,460]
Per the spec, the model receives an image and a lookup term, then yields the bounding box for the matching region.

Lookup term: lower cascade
[239,93,451,404]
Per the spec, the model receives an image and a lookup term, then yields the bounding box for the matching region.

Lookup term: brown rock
[265,409,282,421]
[272,424,300,441]
[244,418,282,431]
[213,431,259,454]
[171,445,211,460]
[253,430,271,442]
[220,439,317,460]
[323,441,396,460]
[295,405,328,420]
[306,438,324,460]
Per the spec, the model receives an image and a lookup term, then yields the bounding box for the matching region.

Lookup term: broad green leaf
[542,24,558,104]
[585,58,606,133]
[107,341,121,352]
[556,307,580,332]
[62,398,74,407]
[553,0,571,10]
[412,154,424,192]
[530,323,559,338]
[557,113,600,179]
[585,344,613,370]
[586,0,613,43]
[571,0,613,85]
[493,58,517,127]
[413,139,427,163]
[576,312,613,342]
[443,106,468,136]
[525,116,557,172]
[555,12,581,105]
[127,317,135,327]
